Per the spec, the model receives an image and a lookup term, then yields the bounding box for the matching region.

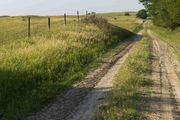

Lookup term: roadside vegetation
[148,22,180,61]
[139,0,180,61]
[0,13,141,120]
[139,0,180,29]
[95,37,152,120]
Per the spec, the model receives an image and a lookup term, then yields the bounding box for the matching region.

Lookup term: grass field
[97,12,142,32]
[0,13,141,120]
[95,36,152,120]
[148,21,180,61]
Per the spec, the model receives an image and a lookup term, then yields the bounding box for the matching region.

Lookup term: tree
[136,9,148,19]
[139,0,180,29]
[167,0,180,28]
[139,0,152,9]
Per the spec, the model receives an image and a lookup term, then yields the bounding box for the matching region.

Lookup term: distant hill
[0,15,10,18]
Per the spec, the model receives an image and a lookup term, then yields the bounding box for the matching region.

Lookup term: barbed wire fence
[26,11,96,37]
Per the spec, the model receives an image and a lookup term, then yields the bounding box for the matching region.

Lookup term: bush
[124,12,130,16]
[83,15,135,41]
[139,0,180,29]
[82,15,108,29]
[136,9,148,19]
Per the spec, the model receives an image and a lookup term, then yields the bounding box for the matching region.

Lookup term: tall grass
[0,14,140,120]
[95,37,152,120]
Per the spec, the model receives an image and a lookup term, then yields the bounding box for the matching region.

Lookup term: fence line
[25,11,95,37]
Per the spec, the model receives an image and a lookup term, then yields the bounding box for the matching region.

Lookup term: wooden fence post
[86,11,88,18]
[64,13,67,25]
[28,17,31,37]
[48,17,51,30]
[77,11,80,22]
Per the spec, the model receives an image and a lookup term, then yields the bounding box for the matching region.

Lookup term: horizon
[0,11,139,17]
[0,0,144,16]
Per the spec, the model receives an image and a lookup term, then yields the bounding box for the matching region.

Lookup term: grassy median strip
[95,37,152,120]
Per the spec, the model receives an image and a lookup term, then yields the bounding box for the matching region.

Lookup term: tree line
[138,0,180,29]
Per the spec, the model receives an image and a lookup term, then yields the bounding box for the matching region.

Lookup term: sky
[0,0,144,16]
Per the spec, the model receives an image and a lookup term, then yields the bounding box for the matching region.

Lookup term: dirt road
[25,33,142,120]
[143,30,180,120]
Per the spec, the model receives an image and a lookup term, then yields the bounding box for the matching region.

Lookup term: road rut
[143,30,180,120]
[25,33,142,120]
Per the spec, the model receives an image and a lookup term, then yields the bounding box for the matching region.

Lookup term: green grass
[97,12,142,33]
[148,21,180,61]
[0,14,141,120]
[94,37,152,120]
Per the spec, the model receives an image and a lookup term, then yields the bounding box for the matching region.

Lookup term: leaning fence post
[28,17,31,37]
[77,11,80,22]
[48,17,51,30]
[64,13,67,25]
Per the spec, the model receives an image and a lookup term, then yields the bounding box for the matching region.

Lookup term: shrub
[124,12,130,16]
[136,9,148,19]
[82,15,108,29]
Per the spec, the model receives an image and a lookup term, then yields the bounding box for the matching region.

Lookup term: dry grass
[0,13,141,120]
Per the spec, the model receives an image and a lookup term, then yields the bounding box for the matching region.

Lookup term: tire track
[146,30,180,120]
[25,33,142,120]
